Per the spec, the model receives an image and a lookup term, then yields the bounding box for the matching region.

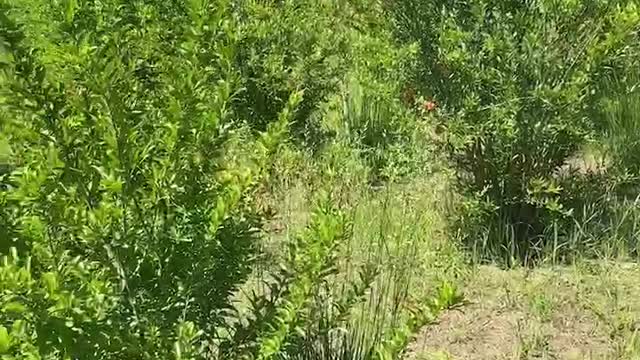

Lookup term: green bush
[392,0,640,260]
[234,0,416,151]
[0,0,304,357]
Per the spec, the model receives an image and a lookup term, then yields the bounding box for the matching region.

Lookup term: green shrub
[234,0,416,152]
[0,0,303,356]
[392,0,640,261]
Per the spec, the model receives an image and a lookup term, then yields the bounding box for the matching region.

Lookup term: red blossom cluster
[423,100,436,112]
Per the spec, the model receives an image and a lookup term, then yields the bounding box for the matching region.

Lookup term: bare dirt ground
[405,263,640,360]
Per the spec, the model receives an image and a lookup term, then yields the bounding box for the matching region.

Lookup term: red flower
[423,100,437,112]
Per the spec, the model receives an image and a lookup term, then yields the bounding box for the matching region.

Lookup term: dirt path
[405,263,640,360]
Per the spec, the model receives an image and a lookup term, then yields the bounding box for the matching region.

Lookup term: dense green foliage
[2,0,640,358]
[0,0,299,356]
[0,0,429,358]
[392,0,640,260]
[602,73,640,179]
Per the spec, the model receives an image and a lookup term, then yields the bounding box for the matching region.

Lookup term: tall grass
[466,190,640,266]
[603,75,640,179]
[249,131,461,358]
